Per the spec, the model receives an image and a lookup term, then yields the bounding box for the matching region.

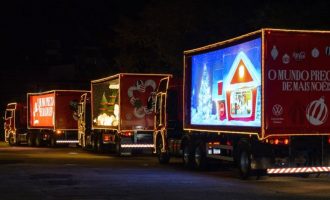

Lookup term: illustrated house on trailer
[224,51,260,121]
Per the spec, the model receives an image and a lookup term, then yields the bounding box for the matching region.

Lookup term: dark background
[1,0,330,139]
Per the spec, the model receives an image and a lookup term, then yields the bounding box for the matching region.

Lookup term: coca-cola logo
[272,104,283,116]
[292,51,305,61]
[306,97,328,126]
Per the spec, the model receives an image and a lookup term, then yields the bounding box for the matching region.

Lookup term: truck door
[155,78,169,130]
[4,109,14,142]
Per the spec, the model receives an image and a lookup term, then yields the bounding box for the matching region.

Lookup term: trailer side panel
[264,30,330,137]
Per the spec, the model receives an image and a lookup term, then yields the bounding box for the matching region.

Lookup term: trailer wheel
[238,146,251,179]
[157,137,170,164]
[27,135,34,147]
[35,136,41,147]
[183,142,194,168]
[194,142,207,170]
[50,137,57,147]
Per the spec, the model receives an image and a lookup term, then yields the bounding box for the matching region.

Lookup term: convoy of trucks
[4,90,88,146]
[77,73,169,155]
[3,28,330,178]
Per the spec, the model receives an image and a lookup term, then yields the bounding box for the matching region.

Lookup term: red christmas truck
[3,90,88,146]
[77,73,169,155]
[154,28,330,178]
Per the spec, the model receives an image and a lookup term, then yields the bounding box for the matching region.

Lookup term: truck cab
[4,102,27,145]
[77,92,92,148]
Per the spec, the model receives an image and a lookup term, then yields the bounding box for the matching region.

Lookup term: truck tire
[157,137,170,164]
[35,136,41,147]
[115,138,121,156]
[96,137,103,153]
[183,143,194,168]
[91,136,97,152]
[27,135,34,147]
[238,145,251,179]
[50,137,56,147]
[194,142,207,170]
[8,134,16,146]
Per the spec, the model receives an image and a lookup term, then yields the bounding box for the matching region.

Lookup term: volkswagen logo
[272,104,283,116]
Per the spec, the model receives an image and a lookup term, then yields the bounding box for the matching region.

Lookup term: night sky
[1,0,330,135]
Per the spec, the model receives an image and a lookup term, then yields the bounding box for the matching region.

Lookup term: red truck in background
[4,90,88,146]
[77,73,169,155]
[4,102,27,145]
[154,29,330,179]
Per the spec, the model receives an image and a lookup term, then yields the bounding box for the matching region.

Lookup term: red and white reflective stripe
[56,140,79,144]
[267,166,330,174]
[121,144,154,148]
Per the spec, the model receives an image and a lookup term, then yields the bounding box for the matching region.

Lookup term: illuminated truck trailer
[26,90,88,146]
[154,29,330,179]
[77,73,169,155]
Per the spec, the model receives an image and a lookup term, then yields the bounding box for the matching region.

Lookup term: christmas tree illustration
[99,92,109,114]
[198,65,212,121]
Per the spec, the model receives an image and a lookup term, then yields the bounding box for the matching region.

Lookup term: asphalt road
[0,142,330,200]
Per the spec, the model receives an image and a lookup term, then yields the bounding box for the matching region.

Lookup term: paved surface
[0,142,330,200]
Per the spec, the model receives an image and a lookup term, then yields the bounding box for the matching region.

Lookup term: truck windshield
[157,78,168,93]
[5,110,13,119]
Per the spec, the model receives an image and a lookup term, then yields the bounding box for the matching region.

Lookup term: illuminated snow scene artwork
[93,79,120,127]
[190,38,262,127]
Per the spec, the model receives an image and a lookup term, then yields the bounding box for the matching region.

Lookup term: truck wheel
[50,137,57,147]
[238,147,251,179]
[157,137,170,164]
[183,143,194,168]
[35,136,41,147]
[91,137,97,152]
[194,142,207,170]
[96,138,103,153]
[27,135,34,147]
[8,135,15,146]
[115,139,121,156]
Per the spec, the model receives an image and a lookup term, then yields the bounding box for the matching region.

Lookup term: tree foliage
[112,0,330,77]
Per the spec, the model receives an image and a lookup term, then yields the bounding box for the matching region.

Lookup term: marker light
[103,134,110,142]
[268,137,289,145]
[121,132,132,137]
